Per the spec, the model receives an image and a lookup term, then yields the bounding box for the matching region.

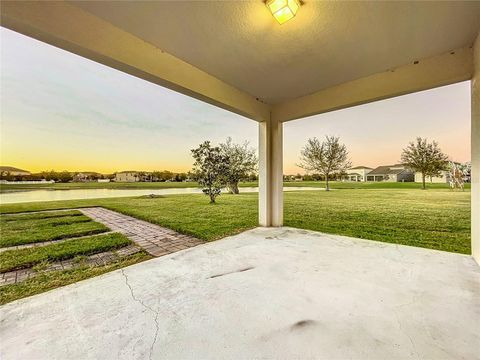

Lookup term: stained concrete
[1,227,479,360]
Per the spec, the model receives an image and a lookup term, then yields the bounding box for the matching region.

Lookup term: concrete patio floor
[1,227,479,360]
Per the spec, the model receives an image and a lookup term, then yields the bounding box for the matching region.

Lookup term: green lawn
[0,194,258,241]
[0,188,470,304]
[0,188,471,253]
[285,190,471,254]
[0,232,131,272]
[0,210,109,247]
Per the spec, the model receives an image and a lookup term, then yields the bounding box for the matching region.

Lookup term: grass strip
[0,233,131,272]
[0,210,82,221]
[0,214,109,247]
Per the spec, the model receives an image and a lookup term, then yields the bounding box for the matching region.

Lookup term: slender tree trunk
[422,173,426,190]
[207,186,216,203]
[229,182,239,194]
[325,173,330,191]
[227,182,239,194]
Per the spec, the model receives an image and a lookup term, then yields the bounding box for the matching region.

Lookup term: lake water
[0,187,323,204]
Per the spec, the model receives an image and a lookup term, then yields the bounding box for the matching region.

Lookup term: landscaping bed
[0,210,109,247]
[0,233,131,272]
[0,210,151,304]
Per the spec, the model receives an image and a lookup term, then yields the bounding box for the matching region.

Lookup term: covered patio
[3,0,478,254]
[1,227,479,359]
[1,1,479,359]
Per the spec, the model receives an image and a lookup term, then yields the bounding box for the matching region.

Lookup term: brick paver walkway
[0,207,203,287]
[80,207,204,257]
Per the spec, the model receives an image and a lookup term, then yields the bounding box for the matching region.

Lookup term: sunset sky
[0,27,471,175]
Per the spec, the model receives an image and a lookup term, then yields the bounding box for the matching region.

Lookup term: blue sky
[0,27,471,174]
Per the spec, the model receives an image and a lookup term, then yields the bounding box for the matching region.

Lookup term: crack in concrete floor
[120,269,160,360]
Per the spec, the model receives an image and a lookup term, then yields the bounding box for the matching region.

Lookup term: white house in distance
[344,166,372,182]
[115,171,144,182]
[344,164,415,182]
[415,171,450,184]
[366,164,414,182]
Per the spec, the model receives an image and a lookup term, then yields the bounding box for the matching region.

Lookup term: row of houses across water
[1,166,470,184]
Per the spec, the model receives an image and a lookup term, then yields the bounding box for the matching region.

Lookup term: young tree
[298,136,351,191]
[219,137,258,194]
[447,161,470,191]
[191,141,229,203]
[401,137,449,190]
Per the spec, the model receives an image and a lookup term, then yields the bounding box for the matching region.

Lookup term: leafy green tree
[401,137,449,190]
[39,170,72,182]
[191,141,229,203]
[56,171,73,183]
[175,173,187,182]
[298,136,351,191]
[152,170,174,182]
[219,137,257,194]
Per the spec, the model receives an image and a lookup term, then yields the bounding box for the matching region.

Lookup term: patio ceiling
[2,1,479,122]
[71,1,480,105]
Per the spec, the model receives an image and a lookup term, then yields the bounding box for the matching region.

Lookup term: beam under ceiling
[272,46,474,122]
[0,1,270,122]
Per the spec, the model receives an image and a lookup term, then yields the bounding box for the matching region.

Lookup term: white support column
[259,118,283,227]
[472,33,480,264]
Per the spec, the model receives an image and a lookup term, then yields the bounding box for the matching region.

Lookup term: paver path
[0,207,203,287]
[80,207,204,257]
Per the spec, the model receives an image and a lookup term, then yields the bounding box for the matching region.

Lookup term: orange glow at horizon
[0,28,472,175]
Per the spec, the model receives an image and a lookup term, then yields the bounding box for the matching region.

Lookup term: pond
[0,187,323,204]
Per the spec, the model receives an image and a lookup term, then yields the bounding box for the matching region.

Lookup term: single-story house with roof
[366,164,414,182]
[344,166,373,182]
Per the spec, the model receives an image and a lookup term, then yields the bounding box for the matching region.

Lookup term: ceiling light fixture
[266,0,300,24]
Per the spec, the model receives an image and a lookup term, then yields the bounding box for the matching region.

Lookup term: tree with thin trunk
[447,161,470,191]
[219,137,257,194]
[191,141,229,203]
[401,137,449,190]
[298,136,351,191]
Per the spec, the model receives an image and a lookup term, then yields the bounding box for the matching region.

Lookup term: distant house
[0,166,31,177]
[367,164,414,182]
[284,174,303,182]
[115,171,148,182]
[414,171,452,184]
[344,166,372,182]
[73,172,102,182]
